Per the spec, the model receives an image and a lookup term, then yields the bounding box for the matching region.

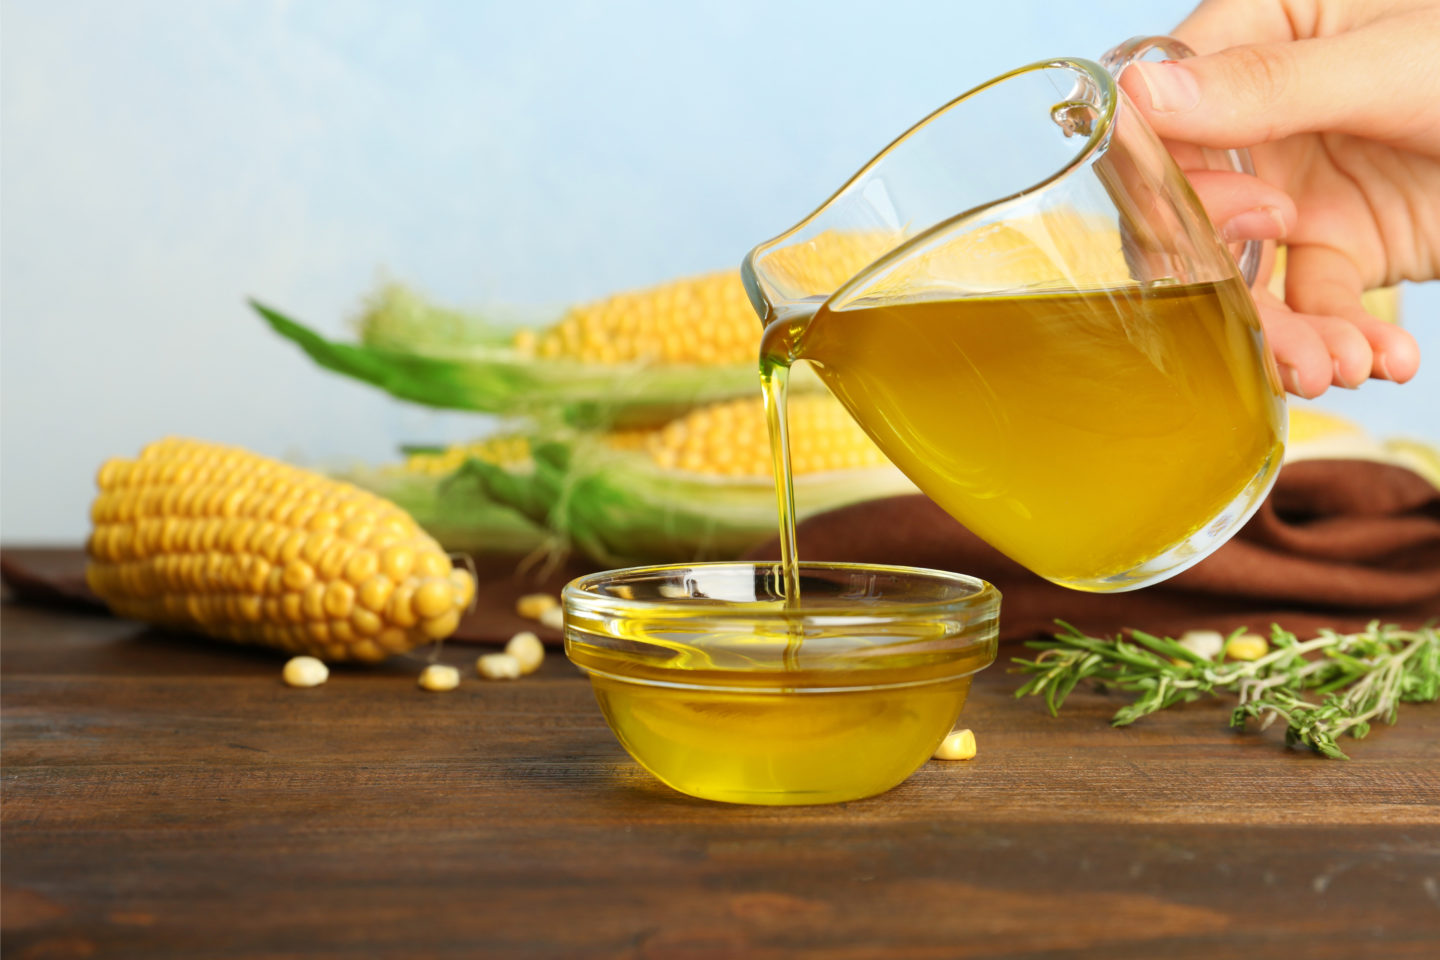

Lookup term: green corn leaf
[253,299,772,428]
[337,462,548,557]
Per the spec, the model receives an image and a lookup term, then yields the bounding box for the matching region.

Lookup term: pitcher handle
[1100,35,1262,288]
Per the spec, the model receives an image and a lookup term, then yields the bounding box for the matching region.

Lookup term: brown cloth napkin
[5,460,1437,647]
[744,459,1440,642]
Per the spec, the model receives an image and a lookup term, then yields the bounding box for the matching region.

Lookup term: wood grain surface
[4,551,1439,959]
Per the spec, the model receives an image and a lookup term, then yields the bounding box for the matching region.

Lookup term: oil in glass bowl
[564,561,999,805]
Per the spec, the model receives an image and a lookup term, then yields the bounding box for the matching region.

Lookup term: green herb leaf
[1013,621,1439,759]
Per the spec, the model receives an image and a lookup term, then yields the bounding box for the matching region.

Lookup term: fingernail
[1333,359,1359,390]
[1279,363,1309,398]
[1133,61,1201,113]
[1376,352,1393,381]
[1221,207,1288,243]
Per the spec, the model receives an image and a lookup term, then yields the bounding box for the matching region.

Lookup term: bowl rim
[561,560,1001,622]
[562,561,1001,691]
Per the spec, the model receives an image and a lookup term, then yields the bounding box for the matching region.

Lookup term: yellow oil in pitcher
[762,275,1285,589]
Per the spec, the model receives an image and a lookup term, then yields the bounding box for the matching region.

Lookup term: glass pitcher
[743,37,1286,593]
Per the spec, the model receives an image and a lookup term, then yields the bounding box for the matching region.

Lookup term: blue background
[3,0,1435,540]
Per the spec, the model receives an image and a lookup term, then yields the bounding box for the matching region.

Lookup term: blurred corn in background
[255,231,927,567]
[6,1,1438,546]
[326,276,921,566]
[269,232,1429,570]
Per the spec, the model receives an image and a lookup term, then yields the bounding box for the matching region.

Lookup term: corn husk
[450,436,916,567]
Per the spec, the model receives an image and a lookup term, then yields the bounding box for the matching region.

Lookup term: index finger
[1172,0,1297,54]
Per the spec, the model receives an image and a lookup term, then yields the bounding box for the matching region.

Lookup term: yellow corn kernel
[419,608,460,640]
[412,580,455,619]
[376,628,411,654]
[338,517,373,544]
[418,663,461,692]
[86,438,475,663]
[1177,629,1225,662]
[323,580,356,619]
[308,510,340,533]
[349,639,385,663]
[278,530,307,564]
[344,550,379,586]
[316,541,354,581]
[388,582,419,628]
[283,560,315,592]
[505,631,545,675]
[301,580,327,620]
[477,652,522,680]
[236,595,263,623]
[518,271,757,367]
[933,728,977,761]
[283,656,329,688]
[448,569,475,610]
[350,607,382,637]
[1225,633,1269,661]
[515,593,558,620]
[414,551,450,579]
[358,575,394,613]
[380,545,415,581]
[281,592,305,623]
[299,531,333,566]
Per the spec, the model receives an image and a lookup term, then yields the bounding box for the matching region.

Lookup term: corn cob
[604,393,890,477]
[86,438,476,663]
[259,242,891,425]
[757,230,901,300]
[383,393,914,566]
[517,271,756,366]
[400,434,533,477]
[1285,406,1440,489]
[394,393,891,485]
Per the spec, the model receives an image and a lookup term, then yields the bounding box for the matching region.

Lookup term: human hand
[1119,0,1440,398]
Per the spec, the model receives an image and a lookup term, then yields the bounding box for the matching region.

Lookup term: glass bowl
[563,561,1000,805]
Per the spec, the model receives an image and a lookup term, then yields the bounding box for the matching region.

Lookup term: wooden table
[4,557,1439,958]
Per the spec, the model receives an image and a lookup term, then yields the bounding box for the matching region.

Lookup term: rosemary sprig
[1012,620,1439,758]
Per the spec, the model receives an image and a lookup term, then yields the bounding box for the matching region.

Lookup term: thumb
[1120,29,1436,149]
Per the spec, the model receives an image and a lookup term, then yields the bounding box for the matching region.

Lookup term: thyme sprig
[1012,621,1439,758]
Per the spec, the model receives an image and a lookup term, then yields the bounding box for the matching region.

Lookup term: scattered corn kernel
[933,728,977,761]
[1178,629,1225,661]
[418,663,461,692]
[505,631,545,674]
[1225,633,1269,661]
[477,652,523,680]
[516,593,558,620]
[283,655,329,688]
[538,606,564,631]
